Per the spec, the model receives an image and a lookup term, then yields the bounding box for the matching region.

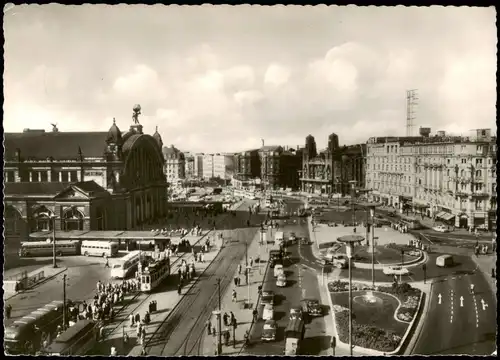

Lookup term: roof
[5,132,108,160]
[5,182,70,196]
[163,145,181,155]
[259,145,282,152]
[71,180,109,196]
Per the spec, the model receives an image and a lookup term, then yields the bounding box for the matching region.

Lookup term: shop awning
[442,213,455,221]
[435,212,446,219]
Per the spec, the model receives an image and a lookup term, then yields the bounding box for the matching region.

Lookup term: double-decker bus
[110,250,141,279]
[19,240,81,258]
[39,320,98,356]
[81,241,119,258]
[139,256,171,292]
[4,300,65,354]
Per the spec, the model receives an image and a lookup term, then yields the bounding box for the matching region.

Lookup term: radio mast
[406,89,418,136]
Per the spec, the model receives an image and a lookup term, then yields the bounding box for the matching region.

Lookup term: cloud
[3,5,496,153]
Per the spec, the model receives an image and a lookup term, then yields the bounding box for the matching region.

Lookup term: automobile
[432,225,449,233]
[263,303,274,320]
[383,266,410,276]
[330,254,348,269]
[276,274,287,287]
[274,264,284,277]
[289,232,297,243]
[301,299,322,317]
[261,291,275,306]
[299,237,311,245]
[289,307,304,320]
[436,254,454,267]
[261,320,277,342]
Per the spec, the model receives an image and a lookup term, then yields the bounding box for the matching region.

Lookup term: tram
[4,300,65,355]
[139,256,171,292]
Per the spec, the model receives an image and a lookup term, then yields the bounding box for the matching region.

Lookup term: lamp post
[349,180,357,226]
[41,212,58,268]
[63,274,67,330]
[356,201,382,288]
[213,278,222,355]
[337,234,365,356]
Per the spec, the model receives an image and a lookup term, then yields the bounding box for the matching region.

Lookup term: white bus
[81,241,119,258]
[19,240,81,258]
[110,250,141,279]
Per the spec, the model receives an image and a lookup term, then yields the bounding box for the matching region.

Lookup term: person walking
[232,289,237,303]
[104,256,110,268]
[206,319,212,335]
[5,304,12,319]
[234,276,238,287]
[177,284,182,295]
[223,312,229,327]
[238,264,242,275]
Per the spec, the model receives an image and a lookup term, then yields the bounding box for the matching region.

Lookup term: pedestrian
[250,257,254,267]
[238,264,242,275]
[177,284,182,295]
[135,313,140,324]
[206,319,212,335]
[104,256,110,268]
[223,312,229,326]
[230,311,235,325]
[234,276,238,287]
[252,308,258,322]
[110,346,117,356]
[5,304,12,319]
[237,277,241,287]
[232,289,237,302]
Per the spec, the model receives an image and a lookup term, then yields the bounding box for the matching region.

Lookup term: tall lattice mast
[406,89,418,136]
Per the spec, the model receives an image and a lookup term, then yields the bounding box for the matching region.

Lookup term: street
[246,198,330,356]
[413,270,496,355]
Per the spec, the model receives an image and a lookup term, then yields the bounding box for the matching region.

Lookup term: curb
[4,266,68,301]
[404,283,432,355]
[327,283,426,355]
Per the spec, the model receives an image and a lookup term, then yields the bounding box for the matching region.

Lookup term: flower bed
[378,283,422,323]
[328,280,376,293]
[335,309,401,352]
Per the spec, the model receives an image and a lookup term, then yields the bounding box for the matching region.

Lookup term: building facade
[193,153,204,179]
[183,152,195,179]
[365,128,497,229]
[202,154,215,179]
[300,133,365,195]
[4,106,169,249]
[163,145,185,184]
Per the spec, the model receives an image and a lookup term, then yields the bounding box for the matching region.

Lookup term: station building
[365,128,497,230]
[4,106,169,248]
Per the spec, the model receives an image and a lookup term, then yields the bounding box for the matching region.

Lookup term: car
[301,299,322,317]
[289,307,304,320]
[261,320,277,341]
[274,264,284,278]
[261,291,275,306]
[383,266,410,276]
[276,274,287,287]
[289,232,297,243]
[432,225,449,233]
[330,254,348,269]
[299,237,311,245]
[263,303,274,320]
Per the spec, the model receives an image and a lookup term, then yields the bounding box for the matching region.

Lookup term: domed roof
[106,118,122,144]
[153,126,163,147]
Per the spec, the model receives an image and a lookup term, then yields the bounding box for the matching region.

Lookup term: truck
[275,231,284,246]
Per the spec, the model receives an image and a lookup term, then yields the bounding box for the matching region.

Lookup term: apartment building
[365,128,497,230]
[163,145,185,184]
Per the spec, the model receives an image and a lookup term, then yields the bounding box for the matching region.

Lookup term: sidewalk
[201,230,269,356]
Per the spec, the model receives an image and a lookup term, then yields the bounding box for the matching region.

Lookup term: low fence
[3,270,46,294]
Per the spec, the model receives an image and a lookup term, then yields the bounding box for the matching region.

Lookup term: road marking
[420,232,434,245]
[460,296,464,307]
[438,293,442,305]
[481,298,488,311]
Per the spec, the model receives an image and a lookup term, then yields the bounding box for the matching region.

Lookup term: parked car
[289,232,297,243]
[276,274,287,287]
[261,291,275,306]
[301,299,322,317]
[383,266,410,276]
[261,320,277,342]
[263,303,274,320]
[323,253,348,269]
[432,225,449,233]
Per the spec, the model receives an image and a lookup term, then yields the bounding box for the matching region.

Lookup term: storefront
[488,210,496,231]
[473,213,486,227]
[435,210,455,225]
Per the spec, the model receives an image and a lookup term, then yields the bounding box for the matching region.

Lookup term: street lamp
[356,201,383,287]
[349,180,357,226]
[41,212,58,268]
[337,234,364,356]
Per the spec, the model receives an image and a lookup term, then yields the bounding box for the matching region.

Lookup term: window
[447,169,450,176]
[476,159,483,166]
[460,170,465,177]
[61,171,69,182]
[475,170,482,177]
[32,171,40,182]
[40,171,48,182]
[6,171,15,182]
[461,159,466,164]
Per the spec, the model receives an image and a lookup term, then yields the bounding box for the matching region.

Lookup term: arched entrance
[5,205,23,237]
[459,214,468,229]
[96,207,106,230]
[32,205,53,232]
[63,207,84,231]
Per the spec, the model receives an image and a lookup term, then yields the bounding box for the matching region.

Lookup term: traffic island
[328,282,424,355]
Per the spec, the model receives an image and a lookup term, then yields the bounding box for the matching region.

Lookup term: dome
[153,126,163,148]
[106,118,122,144]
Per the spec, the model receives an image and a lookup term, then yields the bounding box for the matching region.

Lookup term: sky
[3,5,497,153]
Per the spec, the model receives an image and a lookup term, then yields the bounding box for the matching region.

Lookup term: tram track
[145,236,248,356]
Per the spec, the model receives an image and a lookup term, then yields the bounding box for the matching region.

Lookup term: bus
[39,320,98,356]
[4,300,65,354]
[19,240,81,257]
[81,241,119,258]
[284,318,305,355]
[110,250,141,279]
[139,256,171,292]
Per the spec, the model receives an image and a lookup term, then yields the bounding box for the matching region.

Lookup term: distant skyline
[4,5,497,153]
